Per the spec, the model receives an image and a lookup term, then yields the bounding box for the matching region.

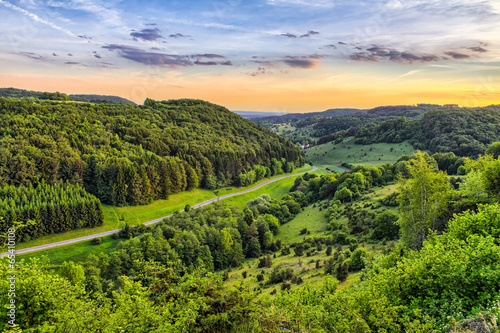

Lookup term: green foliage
[334,187,353,202]
[354,107,500,157]
[91,237,104,245]
[0,258,276,332]
[0,97,304,206]
[371,209,400,241]
[59,261,85,285]
[397,152,452,249]
[0,183,103,241]
[40,91,69,101]
[293,243,304,256]
[349,247,367,271]
[485,141,500,158]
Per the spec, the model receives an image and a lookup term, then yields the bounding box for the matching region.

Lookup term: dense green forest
[0,183,103,241]
[0,94,303,242]
[0,97,303,205]
[3,150,500,332]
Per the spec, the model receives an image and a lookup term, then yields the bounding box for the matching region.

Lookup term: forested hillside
[0,97,303,208]
[353,108,500,156]
[260,104,433,145]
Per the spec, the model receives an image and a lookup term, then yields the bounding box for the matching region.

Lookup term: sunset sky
[0,0,499,112]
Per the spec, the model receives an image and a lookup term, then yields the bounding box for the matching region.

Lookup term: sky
[0,0,499,112]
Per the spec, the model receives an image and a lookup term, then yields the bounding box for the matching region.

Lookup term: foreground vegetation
[4,149,500,332]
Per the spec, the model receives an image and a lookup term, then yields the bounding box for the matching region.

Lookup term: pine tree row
[0,183,103,241]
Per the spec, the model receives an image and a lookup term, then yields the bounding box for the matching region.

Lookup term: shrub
[294,243,304,256]
[91,237,103,245]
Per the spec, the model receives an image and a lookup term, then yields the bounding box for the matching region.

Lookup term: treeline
[0,97,303,205]
[236,159,294,186]
[0,87,43,99]
[84,154,198,206]
[69,94,136,105]
[313,105,429,139]
[39,91,69,101]
[254,108,363,125]
[0,183,103,241]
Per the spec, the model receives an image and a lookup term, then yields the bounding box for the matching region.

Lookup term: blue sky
[0,0,499,111]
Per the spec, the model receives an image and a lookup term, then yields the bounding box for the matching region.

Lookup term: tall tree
[397,152,452,250]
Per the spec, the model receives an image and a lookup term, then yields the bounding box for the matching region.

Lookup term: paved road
[1,166,317,257]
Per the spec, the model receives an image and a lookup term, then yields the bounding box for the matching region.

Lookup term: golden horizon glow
[1,0,499,112]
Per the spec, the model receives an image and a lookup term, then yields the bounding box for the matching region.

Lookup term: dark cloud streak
[444,51,470,59]
[131,28,164,41]
[103,44,232,67]
[169,33,191,38]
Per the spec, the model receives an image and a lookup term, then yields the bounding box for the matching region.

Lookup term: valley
[1,89,500,332]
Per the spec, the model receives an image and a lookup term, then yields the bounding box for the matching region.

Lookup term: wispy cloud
[0,0,75,36]
[169,33,191,39]
[47,0,124,28]
[267,0,335,8]
[399,69,426,78]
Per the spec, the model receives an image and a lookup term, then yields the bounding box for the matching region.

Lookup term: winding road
[1,166,317,257]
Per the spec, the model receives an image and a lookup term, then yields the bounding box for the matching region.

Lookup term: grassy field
[14,165,314,251]
[306,138,418,169]
[19,235,122,265]
[277,204,330,244]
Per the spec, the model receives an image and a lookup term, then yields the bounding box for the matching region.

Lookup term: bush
[281,281,292,291]
[294,244,304,256]
[91,237,103,245]
[256,274,264,282]
[349,247,368,271]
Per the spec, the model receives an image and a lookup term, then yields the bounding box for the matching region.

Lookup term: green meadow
[306,139,418,169]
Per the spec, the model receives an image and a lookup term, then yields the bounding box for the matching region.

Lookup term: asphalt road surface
[1,166,317,257]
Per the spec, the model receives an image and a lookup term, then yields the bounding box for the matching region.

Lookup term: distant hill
[253,108,365,124]
[0,87,43,99]
[0,87,135,105]
[69,94,136,105]
[232,111,286,119]
[351,107,500,157]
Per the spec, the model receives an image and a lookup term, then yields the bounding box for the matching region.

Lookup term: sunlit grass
[306,138,418,169]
